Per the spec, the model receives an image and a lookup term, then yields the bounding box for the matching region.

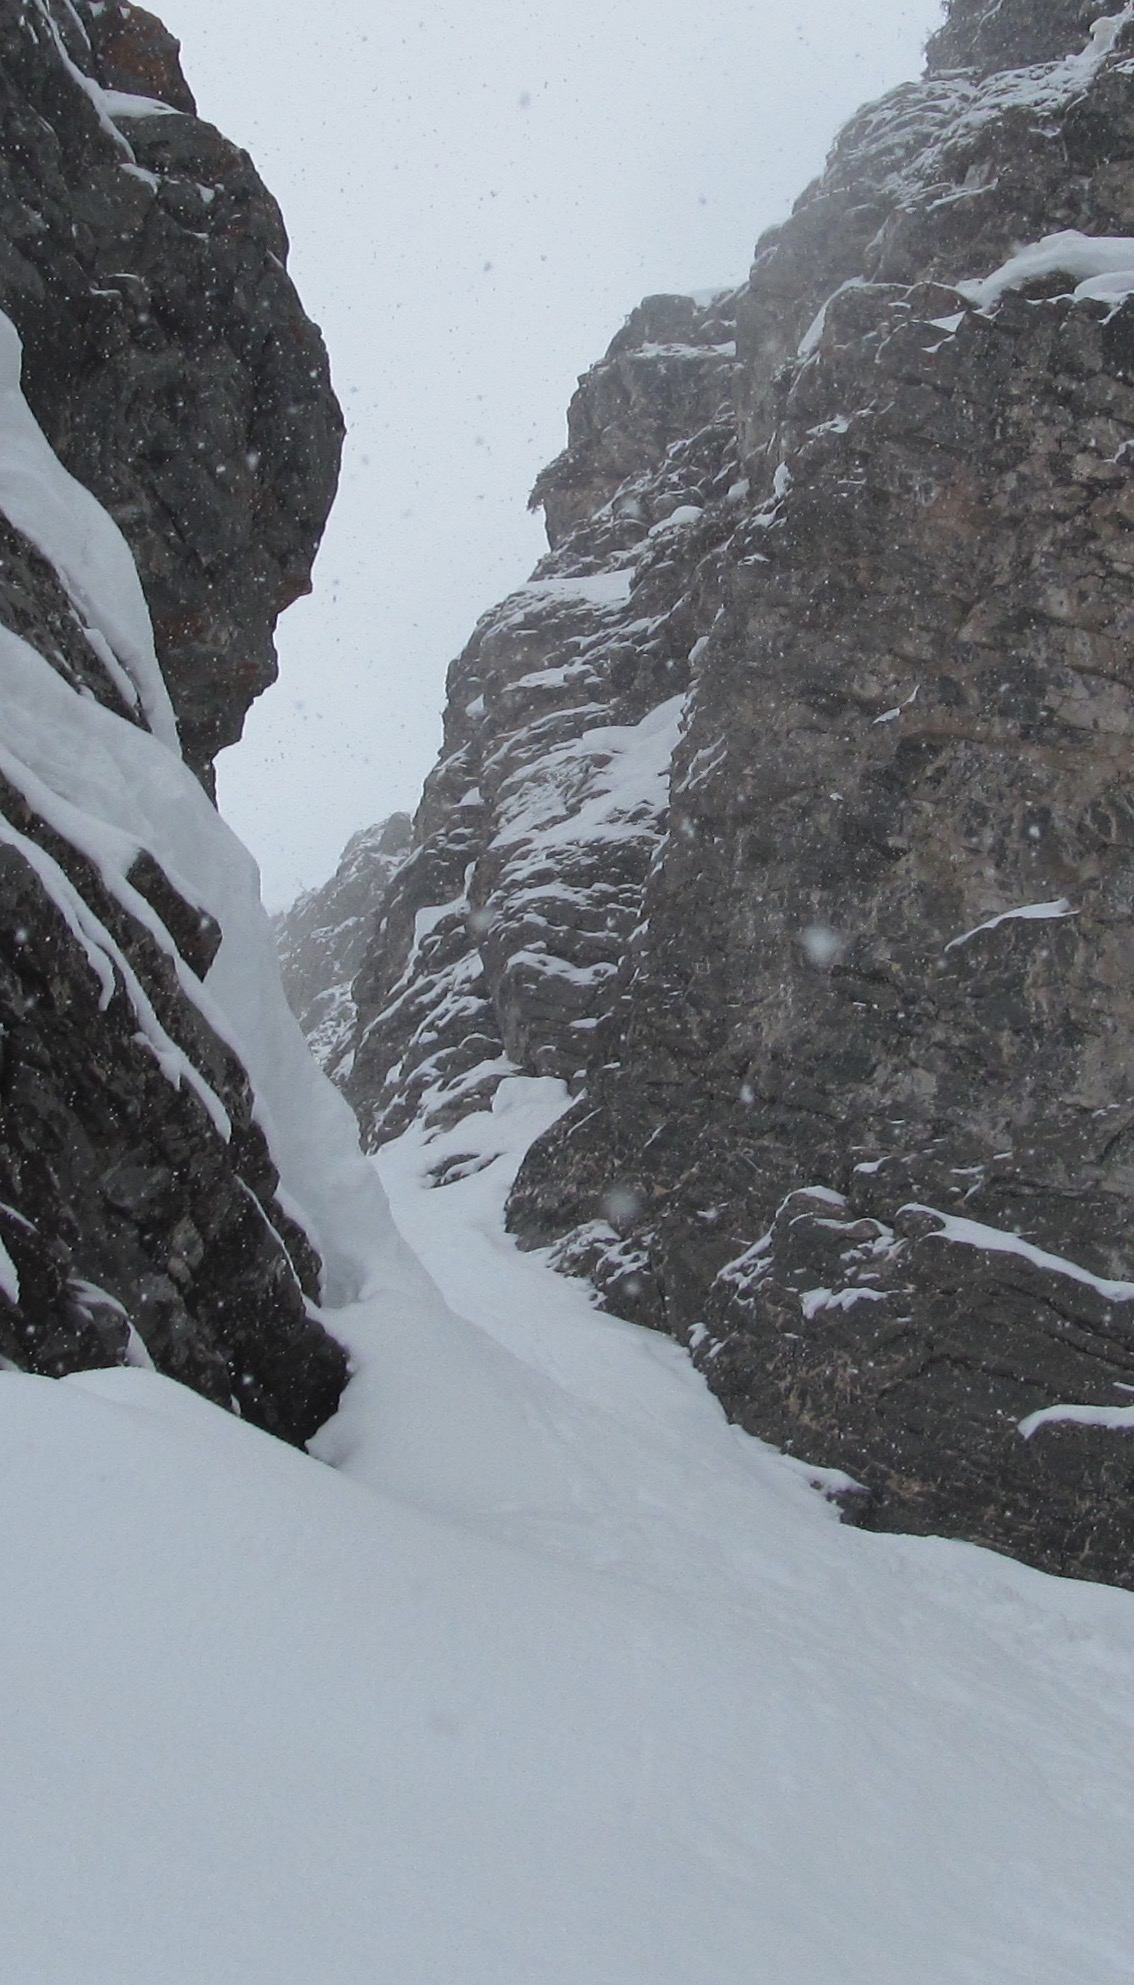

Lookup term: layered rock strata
[346,0,1134,1582]
[0,0,348,1441]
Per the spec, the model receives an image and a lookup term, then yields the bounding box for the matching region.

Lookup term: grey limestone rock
[345,0,1134,1583]
[274,814,412,1079]
[345,290,740,1144]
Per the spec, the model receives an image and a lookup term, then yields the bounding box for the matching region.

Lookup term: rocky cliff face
[274,814,411,1079]
[0,0,348,1441]
[0,0,342,782]
[343,0,1134,1583]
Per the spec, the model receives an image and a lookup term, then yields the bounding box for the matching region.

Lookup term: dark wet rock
[0,512,142,715]
[0,829,344,1442]
[341,0,1134,1583]
[0,0,343,783]
[926,0,1113,76]
[0,0,348,1441]
[85,0,198,114]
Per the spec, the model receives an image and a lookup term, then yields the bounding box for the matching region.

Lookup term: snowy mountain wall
[336,0,1134,1584]
[273,813,411,1081]
[0,0,364,1440]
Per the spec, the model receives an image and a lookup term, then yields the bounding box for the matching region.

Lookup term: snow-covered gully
[4,0,1134,1976]
[2,1076,1132,1982]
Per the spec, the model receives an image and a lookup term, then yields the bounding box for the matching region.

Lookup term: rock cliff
[0,0,348,1441]
[0,0,342,783]
[274,814,411,1079]
[342,0,1134,1583]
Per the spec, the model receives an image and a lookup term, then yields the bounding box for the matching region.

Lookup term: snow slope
[2,1077,1133,1984]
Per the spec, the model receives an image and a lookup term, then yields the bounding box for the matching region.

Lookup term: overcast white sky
[161,0,945,905]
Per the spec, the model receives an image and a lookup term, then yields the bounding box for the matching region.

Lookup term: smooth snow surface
[4,1080,1134,1982]
[0,310,179,749]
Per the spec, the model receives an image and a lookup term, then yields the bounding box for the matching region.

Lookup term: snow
[523,570,634,607]
[945,898,1074,950]
[801,1284,890,1319]
[4,1077,1134,1980]
[872,684,919,727]
[840,5,1134,241]
[1075,1,1134,73]
[405,895,467,975]
[1020,1401,1134,1438]
[636,341,736,360]
[4,19,1134,1966]
[0,1236,19,1305]
[33,0,181,153]
[0,619,395,1302]
[649,502,704,531]
[900,1204,1134,1302]
[34,0,133,156]
[101,89,182,119]
[959,231,1134,313]
[2,219,393,1249]
[798,276,868,357]
[0,310,179,750]
[0,796,231,1136]
[491,693,686,858]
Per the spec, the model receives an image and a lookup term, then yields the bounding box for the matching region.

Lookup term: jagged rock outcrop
[0,0,342,782]
[0,0,348,1441]
[343,0,1134,1583]
[346,290,739,1141]
[274,814,411,1077]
